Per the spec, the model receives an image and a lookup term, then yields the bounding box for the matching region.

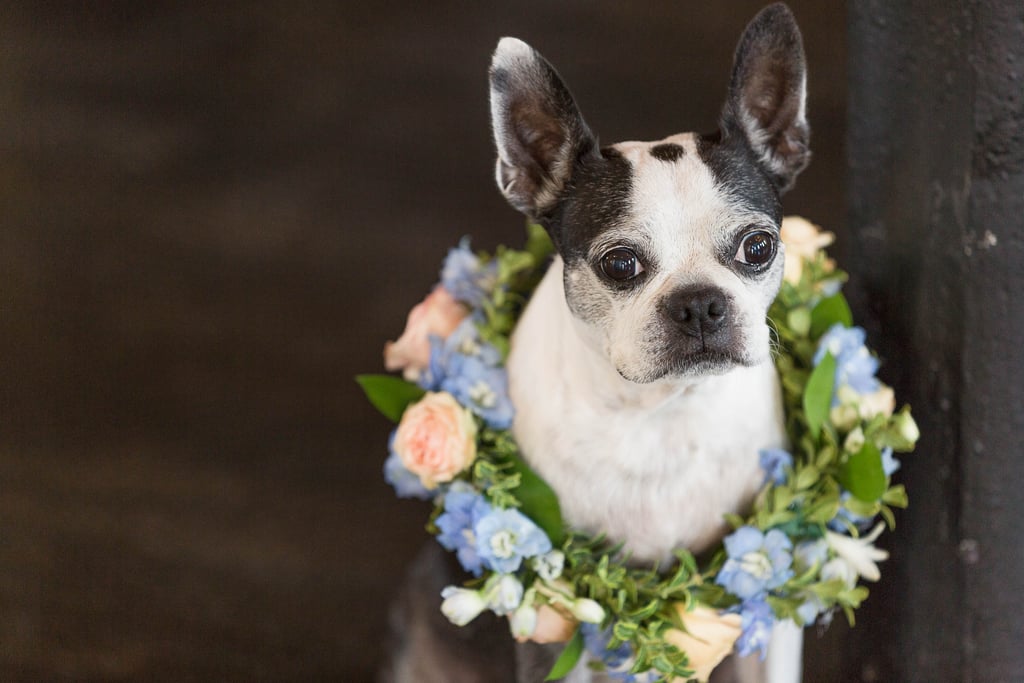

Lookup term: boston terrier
[386,4,811,682]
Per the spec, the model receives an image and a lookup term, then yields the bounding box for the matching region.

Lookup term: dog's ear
[489,38,597,217]
[722,3,810,193]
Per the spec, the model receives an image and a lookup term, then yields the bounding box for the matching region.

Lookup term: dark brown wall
[847,1,1024,681]
[0,2,847,680]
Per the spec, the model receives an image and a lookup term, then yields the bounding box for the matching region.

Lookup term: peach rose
[780,215,835,284]
[393,392,477,489]
[665,604,743,682]
[384,286,467,381]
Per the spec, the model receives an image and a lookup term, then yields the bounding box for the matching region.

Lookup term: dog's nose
[664,286,730,338]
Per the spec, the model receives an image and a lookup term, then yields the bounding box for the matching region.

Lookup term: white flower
[826,522,889,582]
[531,550,565,581]
[569,597,605,624]
[440,586,488,626]
[487,575,524,616]
[820,558,857,589]
[509,603,538,640]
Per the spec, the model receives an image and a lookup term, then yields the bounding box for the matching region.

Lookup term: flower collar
[359,218,919,682]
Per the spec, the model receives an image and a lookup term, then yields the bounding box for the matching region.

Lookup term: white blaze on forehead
[606,133,759,280]
[602,132,770,282]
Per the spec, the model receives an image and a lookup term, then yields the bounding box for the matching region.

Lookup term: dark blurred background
[0,2,849,680]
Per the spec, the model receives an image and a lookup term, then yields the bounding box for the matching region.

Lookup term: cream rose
[384,286,467,381]
[393,392,477,489]
[665,604,743,682]
[831,384,896,432]
[780,215,835,284]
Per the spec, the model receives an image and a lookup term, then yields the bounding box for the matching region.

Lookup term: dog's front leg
[714,621,803,683]
[764,621,803,683]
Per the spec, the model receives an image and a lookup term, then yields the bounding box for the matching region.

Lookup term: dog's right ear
[489,38,596,217]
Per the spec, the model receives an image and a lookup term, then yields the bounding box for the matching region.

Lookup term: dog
[384,4,810,682]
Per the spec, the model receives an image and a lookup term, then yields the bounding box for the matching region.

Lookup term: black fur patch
[540,146,633,263]
[696,131,782,224]
[649,143,685,162]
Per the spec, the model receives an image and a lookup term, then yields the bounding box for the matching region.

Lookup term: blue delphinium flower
[474,507,552,574]
[441,354,514,429]
[581,624,656,683]
[419,319,514,429]
[436,483,492,576]
[813,324,880,402]
[759,448,793,485]
[735,599,775,659]
[796,594,830,627]
[716,527,794,600]
[383,430,433,500]
[881,446,901,476]
[792,539,828,573]
[441,239,499,307]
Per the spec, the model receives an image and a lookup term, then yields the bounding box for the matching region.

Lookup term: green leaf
[508,452,565,545]
[794,465,821,490]
[803,352,836,439]
[882,484,909,508]
[355,374,426,422]
[838,442,887,502]
[804,497,841,525]
[810,292,853,338]
[546,628,584,681]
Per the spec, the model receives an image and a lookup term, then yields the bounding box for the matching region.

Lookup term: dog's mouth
[663,347,750,377]
[617,347,752,384]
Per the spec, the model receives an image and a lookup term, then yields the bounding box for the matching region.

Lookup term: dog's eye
[600,247,644,281]
[736,231,777,267]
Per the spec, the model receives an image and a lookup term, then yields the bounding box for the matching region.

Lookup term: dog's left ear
[489,37,597,217]
[723,3,810,193]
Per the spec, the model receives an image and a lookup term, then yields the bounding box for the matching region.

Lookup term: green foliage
[839,443,887,503]
[475,224,554,358]
[355,374,426,422]
[803,353,836,439]
[546,628,584,681]
[367,220,921,682]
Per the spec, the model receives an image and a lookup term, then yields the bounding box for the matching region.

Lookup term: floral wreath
[359,217,919,682]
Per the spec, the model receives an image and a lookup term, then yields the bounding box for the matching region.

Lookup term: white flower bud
[440,586,487,626]
[509,603,538,640]
[895,411,920,444]
[569,597,605,624]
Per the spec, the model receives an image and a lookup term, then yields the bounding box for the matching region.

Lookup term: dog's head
[489,4,809,384]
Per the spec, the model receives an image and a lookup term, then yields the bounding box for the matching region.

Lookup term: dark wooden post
[845,1,1024,680]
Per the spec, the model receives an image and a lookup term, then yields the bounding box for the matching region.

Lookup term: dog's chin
[616,349,755,385]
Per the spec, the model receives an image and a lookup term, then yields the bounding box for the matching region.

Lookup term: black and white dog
[387,4,810,682]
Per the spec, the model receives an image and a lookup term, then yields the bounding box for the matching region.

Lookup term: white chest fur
[508,258,787,562]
